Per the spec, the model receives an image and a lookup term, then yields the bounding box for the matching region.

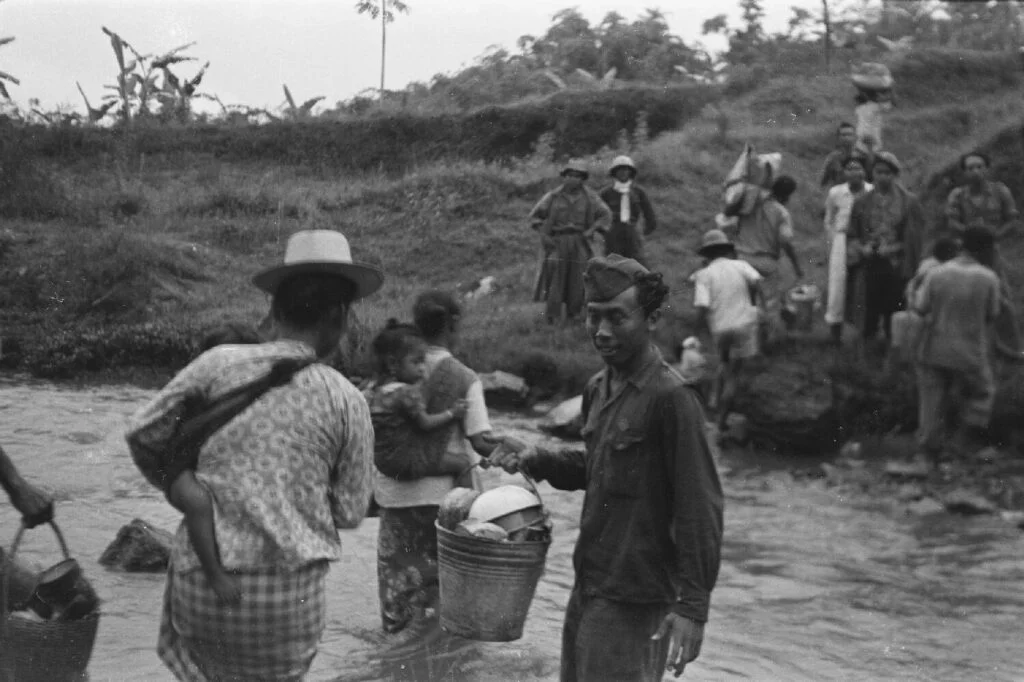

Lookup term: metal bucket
[435,522,550,642]
[786,285,821,332]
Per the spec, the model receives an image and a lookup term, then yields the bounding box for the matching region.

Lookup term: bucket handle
[460,462,544,506]
[8,521,72,565]
[1,521,71,621]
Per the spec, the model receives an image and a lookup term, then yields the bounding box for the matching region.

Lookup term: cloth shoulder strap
[415,356,478,465]
[170,357,316,463]
[423,356,476,413]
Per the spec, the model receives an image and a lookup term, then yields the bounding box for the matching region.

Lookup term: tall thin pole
[822,0,832,70]
[380,0,386,101]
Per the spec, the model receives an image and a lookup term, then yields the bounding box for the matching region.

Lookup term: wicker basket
[0,522,100,682]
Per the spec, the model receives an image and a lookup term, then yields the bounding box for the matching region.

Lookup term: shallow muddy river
[1,375,1023,681]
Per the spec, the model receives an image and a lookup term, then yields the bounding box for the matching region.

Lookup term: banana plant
[100,26,208,125]
[76,82,117,125]
[0,35,20,100]
[281,84,324,121]
[540,68,567,90]
[155,57,209,122]
[207,94,270,125]
[573,67,618,90]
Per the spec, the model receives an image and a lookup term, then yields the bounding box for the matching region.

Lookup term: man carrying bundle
[492,254,724,681]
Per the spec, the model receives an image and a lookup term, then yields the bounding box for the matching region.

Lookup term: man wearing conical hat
[529,160,612,324]
[493,254,724,681]
[599,155,658,267]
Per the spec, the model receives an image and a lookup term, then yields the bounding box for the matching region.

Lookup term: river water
[1,375,1023,682]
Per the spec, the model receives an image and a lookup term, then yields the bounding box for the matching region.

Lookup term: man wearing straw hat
[529,160,612,324]
[492,254,724,681]
[691,229,763,429]
[599,155,657,267]
[128,229,380,682]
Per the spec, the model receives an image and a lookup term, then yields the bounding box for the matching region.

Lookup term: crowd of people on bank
[527,116,1020,469]
[0,104,1017,682]
[817,124,1020,465]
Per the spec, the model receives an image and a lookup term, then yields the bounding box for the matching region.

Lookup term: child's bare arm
[168,471,241,605]
[412,400,468,431]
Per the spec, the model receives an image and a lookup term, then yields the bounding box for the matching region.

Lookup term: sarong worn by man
[530,168,611,321]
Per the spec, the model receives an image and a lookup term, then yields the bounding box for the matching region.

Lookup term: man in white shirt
[823,156,873,345]
[692,229,763,429]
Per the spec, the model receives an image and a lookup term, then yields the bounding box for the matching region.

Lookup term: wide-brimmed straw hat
[697,229,735,257]
[609,155,637,176]
[561,159,589,180]
[252,229,384,300]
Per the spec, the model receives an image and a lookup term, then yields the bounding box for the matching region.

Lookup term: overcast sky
[2,0,821,114]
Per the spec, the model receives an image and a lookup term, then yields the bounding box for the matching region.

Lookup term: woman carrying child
[371,290,509,635]
[366,319,470,633]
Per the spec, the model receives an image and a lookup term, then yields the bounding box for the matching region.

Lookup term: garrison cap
[583,254,650,302]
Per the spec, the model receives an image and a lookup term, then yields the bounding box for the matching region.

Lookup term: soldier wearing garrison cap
[493,254,724,681]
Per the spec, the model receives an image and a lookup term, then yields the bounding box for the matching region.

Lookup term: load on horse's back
[715,144,782,232]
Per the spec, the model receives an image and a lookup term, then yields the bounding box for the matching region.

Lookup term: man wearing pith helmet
[492,254,724,681]
[599,155,658,267]
[529,159,612,324]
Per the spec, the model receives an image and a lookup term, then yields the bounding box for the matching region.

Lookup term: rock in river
[732,352,839,455]
[480,371,529,410]
[99,518,175,572]
[538,395,584,440]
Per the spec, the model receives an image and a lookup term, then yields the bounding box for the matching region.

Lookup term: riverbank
[2,49,1023,393]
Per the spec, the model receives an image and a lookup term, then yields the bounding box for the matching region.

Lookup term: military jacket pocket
[603,428,647,497]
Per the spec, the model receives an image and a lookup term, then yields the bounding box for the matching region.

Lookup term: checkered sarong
[158,561,329,681]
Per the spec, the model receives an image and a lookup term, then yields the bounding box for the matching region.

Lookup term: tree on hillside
[355,0,409,102]
[524,8,707,86]
[703,0,769,66]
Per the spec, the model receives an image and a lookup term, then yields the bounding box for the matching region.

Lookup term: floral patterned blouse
[125,340,375,574]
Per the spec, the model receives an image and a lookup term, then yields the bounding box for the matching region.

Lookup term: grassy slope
[3,49,1023,396]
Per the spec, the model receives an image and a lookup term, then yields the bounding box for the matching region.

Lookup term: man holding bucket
[491,255,724,680]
